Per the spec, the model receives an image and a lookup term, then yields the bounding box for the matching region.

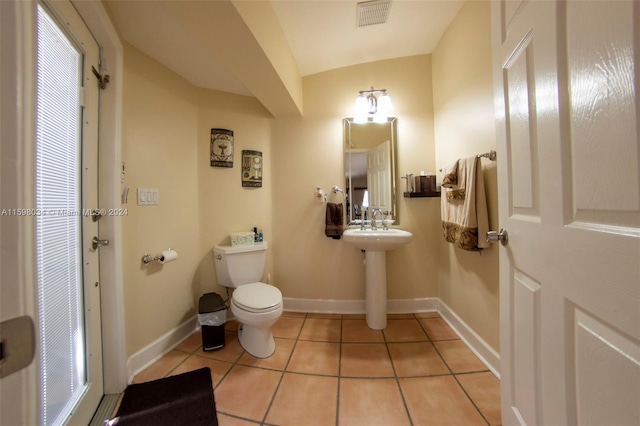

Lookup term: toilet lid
[233,282,282,311]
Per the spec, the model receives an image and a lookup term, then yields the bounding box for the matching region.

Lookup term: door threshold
[89,394,121,426]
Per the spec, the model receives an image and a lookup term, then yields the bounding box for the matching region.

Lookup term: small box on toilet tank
[198,292,226,351]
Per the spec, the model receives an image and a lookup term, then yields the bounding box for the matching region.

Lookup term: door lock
[91,209,103,222]
[92,236,109,250]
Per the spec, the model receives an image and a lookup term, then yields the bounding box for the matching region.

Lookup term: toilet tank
[213,242,267,288]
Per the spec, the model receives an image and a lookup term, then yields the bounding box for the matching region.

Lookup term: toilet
[213,242,283,358]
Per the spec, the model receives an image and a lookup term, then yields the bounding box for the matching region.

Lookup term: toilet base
[237,323,276,358]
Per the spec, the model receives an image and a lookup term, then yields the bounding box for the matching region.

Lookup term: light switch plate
[137,188,159,206]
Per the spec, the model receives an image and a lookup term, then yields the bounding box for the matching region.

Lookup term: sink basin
[343,228,413,251]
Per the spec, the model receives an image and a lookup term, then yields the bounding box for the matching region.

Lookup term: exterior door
[0,0,104,424]
[36,1,104,423]
[492,1,639,424]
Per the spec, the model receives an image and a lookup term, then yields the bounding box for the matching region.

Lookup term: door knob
[486,228,508,245]
[92,236,109,250]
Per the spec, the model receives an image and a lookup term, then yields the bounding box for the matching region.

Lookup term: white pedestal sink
[343,228,413,330]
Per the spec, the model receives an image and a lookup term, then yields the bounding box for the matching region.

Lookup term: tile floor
[132,312,501,426]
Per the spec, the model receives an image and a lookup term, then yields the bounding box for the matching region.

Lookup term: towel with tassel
[441,156,489,251]
[325,202,344,239]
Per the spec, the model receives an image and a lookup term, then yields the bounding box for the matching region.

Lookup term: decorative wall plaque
[210,128,234,167]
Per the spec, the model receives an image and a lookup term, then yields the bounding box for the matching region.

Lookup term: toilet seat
[232,282,282,313]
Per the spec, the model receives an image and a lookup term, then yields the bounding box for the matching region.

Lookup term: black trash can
[198,292,226,351]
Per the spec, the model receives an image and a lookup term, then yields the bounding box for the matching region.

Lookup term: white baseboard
[436,299,501,378]
[282,297,439,314]
[126,316,198,382]
[126,298,500,381]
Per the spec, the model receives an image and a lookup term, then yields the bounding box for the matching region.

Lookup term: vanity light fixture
[354,87,392,123]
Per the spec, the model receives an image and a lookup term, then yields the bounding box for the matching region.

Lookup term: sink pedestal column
[365,251,387,330]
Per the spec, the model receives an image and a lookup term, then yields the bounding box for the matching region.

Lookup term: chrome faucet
[382,211,389,230]
[371,208,383,230]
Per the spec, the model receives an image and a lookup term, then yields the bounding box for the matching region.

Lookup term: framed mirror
[343,117,398,225]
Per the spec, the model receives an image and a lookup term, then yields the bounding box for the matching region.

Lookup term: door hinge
[91,65,110,90]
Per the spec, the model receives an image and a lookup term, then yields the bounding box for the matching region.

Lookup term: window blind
[35,5,85,425]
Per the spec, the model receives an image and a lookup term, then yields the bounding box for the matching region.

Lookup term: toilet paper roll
[159,249,178,264]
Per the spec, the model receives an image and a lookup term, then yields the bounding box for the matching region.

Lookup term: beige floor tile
[434,340,487,373]
[272,316,304,339]
[388,313,415,319]
[265,373,338,426]
[225,320,240,333]
[342,313,366,320]
[415,311,441,319]
[307,313,342,319]
[339,378,411,426]
[341,343,395,377]
[419,317,459,340]
[169,354,233,387]
[457,372,502,425]
[216,413,257,426]
[342,319,385,343]
[237,338,294,371]
[132,350,189,383]
[287,340,340,376]
[175,330,203,353]
[383,319,429,342]
[388,342,450,377]
[281,311,307,318]
[198,331,244,363]
[299,318,342,342]
[400,376,487,425]
[214,365,282,421]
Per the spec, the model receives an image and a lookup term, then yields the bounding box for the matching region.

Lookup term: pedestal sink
[343,228,413,330]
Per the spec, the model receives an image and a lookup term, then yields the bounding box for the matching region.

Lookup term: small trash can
[198,292,226,351]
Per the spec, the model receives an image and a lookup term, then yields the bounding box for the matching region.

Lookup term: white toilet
[213,242,283,358]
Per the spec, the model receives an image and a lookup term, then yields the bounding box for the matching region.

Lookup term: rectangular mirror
[343,117,398,225]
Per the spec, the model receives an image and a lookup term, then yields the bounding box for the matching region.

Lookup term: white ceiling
[106,0,463,102]
[271,0,463,77]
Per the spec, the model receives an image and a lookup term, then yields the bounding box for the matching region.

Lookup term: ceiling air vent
[357,0,392,28]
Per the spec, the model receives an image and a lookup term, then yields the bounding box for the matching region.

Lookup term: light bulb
[355,94,368,116]
[377,93,392,114]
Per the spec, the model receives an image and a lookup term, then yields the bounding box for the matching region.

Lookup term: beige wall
[272,55,442,301]
[432,0,500,351]
[122,43,200,356]
[121,43,273,356]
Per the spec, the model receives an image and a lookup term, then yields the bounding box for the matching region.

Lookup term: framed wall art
[242,150,262,188]
[210,128,234,167]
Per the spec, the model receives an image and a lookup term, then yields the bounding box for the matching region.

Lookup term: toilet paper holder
[141,248,177,264]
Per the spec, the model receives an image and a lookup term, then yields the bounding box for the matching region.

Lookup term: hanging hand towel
[441,156,489,251]
[441,159,466,201]
[325,202,344,239]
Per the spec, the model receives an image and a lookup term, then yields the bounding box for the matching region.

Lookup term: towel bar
[439,150,497,172]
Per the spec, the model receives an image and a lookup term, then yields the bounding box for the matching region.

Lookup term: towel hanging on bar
[440,156,489,251]
[325,203,344,240]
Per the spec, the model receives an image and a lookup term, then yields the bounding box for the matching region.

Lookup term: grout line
[260,313,308,425]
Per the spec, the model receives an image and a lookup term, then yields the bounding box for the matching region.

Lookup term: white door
[367,140,392,214]
[492,1,640,425]
[36,2,104,423]
[0,1,104,424]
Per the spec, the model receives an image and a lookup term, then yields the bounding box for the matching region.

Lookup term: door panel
[564,1,639,230]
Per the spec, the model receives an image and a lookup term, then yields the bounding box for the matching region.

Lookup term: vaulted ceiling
[105,0,464,117]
